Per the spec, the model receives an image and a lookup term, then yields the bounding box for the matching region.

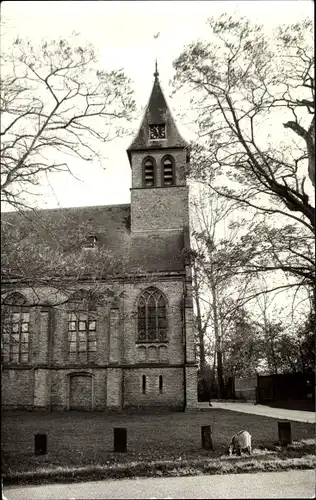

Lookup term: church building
[1,67,198,411]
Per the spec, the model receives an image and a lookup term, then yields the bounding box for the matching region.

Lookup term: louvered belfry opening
[144,158,155,187]
[163,157,174,186]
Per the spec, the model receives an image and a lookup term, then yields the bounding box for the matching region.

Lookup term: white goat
[228,430,252,456]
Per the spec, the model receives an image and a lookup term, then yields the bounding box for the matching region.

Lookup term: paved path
[4,470,315,499]
[199,402,315,423]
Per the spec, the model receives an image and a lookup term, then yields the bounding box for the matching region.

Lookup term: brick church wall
[2,369,34,409]
[2,278,189,410]
[123,367,184,409]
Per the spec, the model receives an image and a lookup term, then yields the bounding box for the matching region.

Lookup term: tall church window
[2,292,30,364]
[68,290,97,363]
[162,155,175,186]
[137,287,167,343]
[143,157,156,187]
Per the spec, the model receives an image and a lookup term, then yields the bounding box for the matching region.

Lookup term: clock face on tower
[149,124,166,140]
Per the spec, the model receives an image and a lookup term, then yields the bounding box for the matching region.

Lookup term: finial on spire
[154,59,159,80]
[153,32,160,81]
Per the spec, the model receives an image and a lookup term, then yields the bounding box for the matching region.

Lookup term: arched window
[162,155,175,186]
[137,288,167,343]
[2,292,29,364]
[68,290,97,363]
[143,157,156,187]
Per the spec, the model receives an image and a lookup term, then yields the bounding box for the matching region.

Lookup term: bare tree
[1,35,136,210]
[252,276,315,375]
[173,15,315,310]
[222,305,263,378]
[173,16,314,221]
[191,186,254,397]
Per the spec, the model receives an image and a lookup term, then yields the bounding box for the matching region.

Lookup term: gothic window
[2,292,30,364]
[137,288,167,343]
[162,155,175,186]
[68,290,97,363]
[143,157,156,187]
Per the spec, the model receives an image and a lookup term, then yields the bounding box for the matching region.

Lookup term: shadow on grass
[3,451,316,486]
[3,440,315,486]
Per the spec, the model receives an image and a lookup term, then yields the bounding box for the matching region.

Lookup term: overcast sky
[2,0,314,209]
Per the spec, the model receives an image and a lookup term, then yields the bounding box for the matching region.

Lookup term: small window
[84,236,97,249]
[143,158,155,187]
[142,375,147,394]
[162,156,175,186]
[159,375,163,394]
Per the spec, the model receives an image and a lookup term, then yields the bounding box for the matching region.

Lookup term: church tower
[127,66,198,411]
[127,64,190,234]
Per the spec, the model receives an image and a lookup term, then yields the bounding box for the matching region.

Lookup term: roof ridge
[2,203,131,215]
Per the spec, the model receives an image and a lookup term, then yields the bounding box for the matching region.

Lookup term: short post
[114,427,127,452]
[34,433,47,455]
[255,372,260,405]
[201,425,213,450]
[278,421,292,446]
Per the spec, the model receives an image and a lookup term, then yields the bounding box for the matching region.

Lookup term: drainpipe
[183,279,187,411]
[48,306,53,412]
[121,284,124,411]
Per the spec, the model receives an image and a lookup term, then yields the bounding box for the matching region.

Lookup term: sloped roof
[127,71,188,164]
[1,204,186,277]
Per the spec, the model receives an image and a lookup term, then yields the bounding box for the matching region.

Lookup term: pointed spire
[126,64,188,164]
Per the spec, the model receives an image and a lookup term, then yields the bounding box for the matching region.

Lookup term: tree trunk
[210,282,225,398]
[270,333,278,375]
[299,342,306,375]
[284,116,315,188]
[192,262,206,373]
[216,349,225,399]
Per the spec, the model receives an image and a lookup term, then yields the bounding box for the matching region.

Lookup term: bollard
[278,421,292,446]
[34,433,47,455]
[201,425,213,450]
[114,427,127,452]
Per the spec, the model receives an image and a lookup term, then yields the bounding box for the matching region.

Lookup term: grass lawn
[2,409,315,483]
